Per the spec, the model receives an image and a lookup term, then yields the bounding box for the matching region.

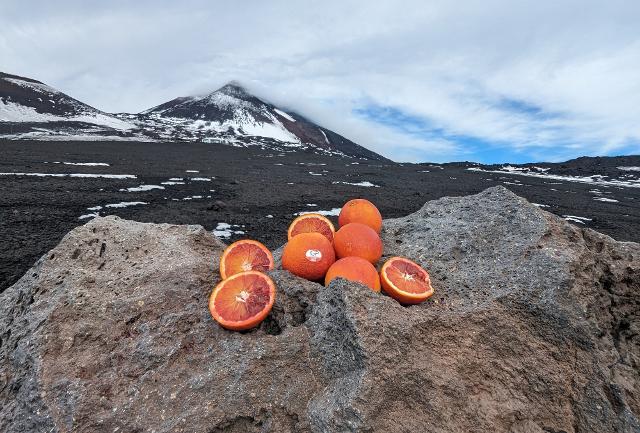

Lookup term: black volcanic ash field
[1,140,639,292]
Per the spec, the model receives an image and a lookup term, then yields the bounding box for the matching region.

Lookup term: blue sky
[353,99,638,164]
[354,103,543,164]
[1,0,639,162]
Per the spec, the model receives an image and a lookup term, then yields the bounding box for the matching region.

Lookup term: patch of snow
[79,213,100,220]
[120,185,165,192]
[161,181,185,185]
[243,120,300,142]
[105,201,148,208]
[274,108,296,122]
[468,167,640,189]
[593,197,619,203]
[0,172,135,179]
[87,206,103,211]
[73,113,135,130]
[295,208,341,216]
[266,215,274,218]
[309,171,324,176]
[332,181,379,187]
[532,203,550,208]
[190,177,211,181]
[563,215,593,224]
[185,170,199,173]
[0,100,135,130]
[306,203,318,207]
[5,77,59,94]
[53,162,110,166]
[617,166,640,172]
[320,129,330,144]
[212,222,245,239]
[1,132,148,141]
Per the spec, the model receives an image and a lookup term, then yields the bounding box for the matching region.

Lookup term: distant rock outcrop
[1,186,638,432]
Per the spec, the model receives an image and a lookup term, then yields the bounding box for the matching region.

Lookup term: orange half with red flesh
[287,213,336,243]
[209,270,276,331]
[219,239,274,280]
[380,257,434,304]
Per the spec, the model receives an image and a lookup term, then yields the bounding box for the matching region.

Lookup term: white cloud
[1,0,639,161]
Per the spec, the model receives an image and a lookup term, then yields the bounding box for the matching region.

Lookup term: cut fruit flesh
[288,214,335,242]
[220,239,274,280]
[209,271,276,331]
[381,257,434,304]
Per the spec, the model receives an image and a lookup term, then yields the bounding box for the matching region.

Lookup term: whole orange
[333,222,383,264]
[325,256,381,292]
[338,199,382,233]
[282,232,335,281]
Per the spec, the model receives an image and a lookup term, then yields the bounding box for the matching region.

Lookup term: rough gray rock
[1,186,638,432]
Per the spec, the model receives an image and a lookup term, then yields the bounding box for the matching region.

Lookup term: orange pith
[325,256,381,292]
[282,232,335,281]
[338,199,382,233]
[287,213,335,242]
[209,271,276,331]
[380,257,434,304]
[219,239,274,280]
[333,222,383,264]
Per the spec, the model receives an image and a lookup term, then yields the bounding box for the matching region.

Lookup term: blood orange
[333,222,383,264]
[287,213,335,243]
[209,271,276,331]
[338,199,382,233]
[325,256,381,292]
[219,239,274,280]
[282,232,335,281]
[380,257,434,304]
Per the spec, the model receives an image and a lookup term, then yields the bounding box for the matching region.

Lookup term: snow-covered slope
[0,72,136,137]
[0,72,386,160]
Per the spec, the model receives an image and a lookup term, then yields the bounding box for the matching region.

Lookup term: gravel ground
[1,140,638,292]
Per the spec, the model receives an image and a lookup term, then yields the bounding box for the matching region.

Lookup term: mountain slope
[142,82,385,160]
[0,72,135,134]
[0,72,386,160]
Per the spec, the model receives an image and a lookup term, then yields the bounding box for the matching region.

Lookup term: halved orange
[287,213,336,243]
[209,271,276,331]
[380,257,434,304]
[219,239,274,280]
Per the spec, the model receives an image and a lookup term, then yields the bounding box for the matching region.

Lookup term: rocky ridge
[0,186,638,432]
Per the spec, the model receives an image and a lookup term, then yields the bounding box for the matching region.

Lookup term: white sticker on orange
[305,249,322,262]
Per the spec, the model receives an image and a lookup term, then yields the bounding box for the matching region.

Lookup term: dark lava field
[1,140,639,292]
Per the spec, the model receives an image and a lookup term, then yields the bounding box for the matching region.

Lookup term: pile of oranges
[209,199,434,331]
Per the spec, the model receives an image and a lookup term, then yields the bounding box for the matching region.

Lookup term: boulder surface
[1,186,638,433]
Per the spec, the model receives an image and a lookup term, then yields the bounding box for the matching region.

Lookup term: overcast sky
[1,1,639,162]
